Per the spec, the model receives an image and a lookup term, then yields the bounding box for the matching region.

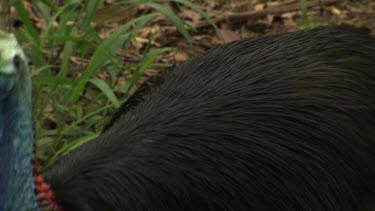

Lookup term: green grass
[12,0,218,169]
[299,0,331,30]
[300,0,311,29]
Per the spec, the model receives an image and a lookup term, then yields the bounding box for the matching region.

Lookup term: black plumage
[43,25,375,211]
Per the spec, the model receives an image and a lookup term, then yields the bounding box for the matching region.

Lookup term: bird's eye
[13,54,21,70]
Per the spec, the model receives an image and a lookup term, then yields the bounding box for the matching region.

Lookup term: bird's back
[44,26,375,211]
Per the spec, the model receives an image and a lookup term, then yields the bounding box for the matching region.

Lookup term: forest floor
[89,0,375,87]
[120,0,375,65]
[25,0,375,71]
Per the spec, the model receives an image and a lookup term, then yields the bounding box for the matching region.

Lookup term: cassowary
[1,25,375,211]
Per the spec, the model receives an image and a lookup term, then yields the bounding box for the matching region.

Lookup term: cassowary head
[0,31,28,99]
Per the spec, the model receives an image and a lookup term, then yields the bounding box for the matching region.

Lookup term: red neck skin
[33,148,62,211]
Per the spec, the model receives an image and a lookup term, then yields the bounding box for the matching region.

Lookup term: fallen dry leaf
[219,29,241,43]
[175,52,188,62]
[331,7,342,15]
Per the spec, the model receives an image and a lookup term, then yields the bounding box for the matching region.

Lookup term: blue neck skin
[0,68,39,210]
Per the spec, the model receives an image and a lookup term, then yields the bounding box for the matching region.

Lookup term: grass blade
[171,0,223,40]
[33,76,76,86]
[13,1,40,45]
[146,2,192,45]
[89,78,120,108]
[70,12,159,102]
[127,47,170,94]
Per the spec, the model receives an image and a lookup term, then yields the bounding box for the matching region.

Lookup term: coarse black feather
[43,25,375,211]
[102,65,174,132]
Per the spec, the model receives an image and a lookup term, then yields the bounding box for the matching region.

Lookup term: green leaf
[127,47,170,94]
[171,0,223,40]
[35,1,51,24]
[146,2,192,45]
[70,12,159,102]
[89,78,120,108]
[43,0,82,38]
[33,76,76,85]
[47,133,100,167]
[13,1,40,45]
[301,0,311,29]
[58,28,78,77]
[77,0,102,31]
